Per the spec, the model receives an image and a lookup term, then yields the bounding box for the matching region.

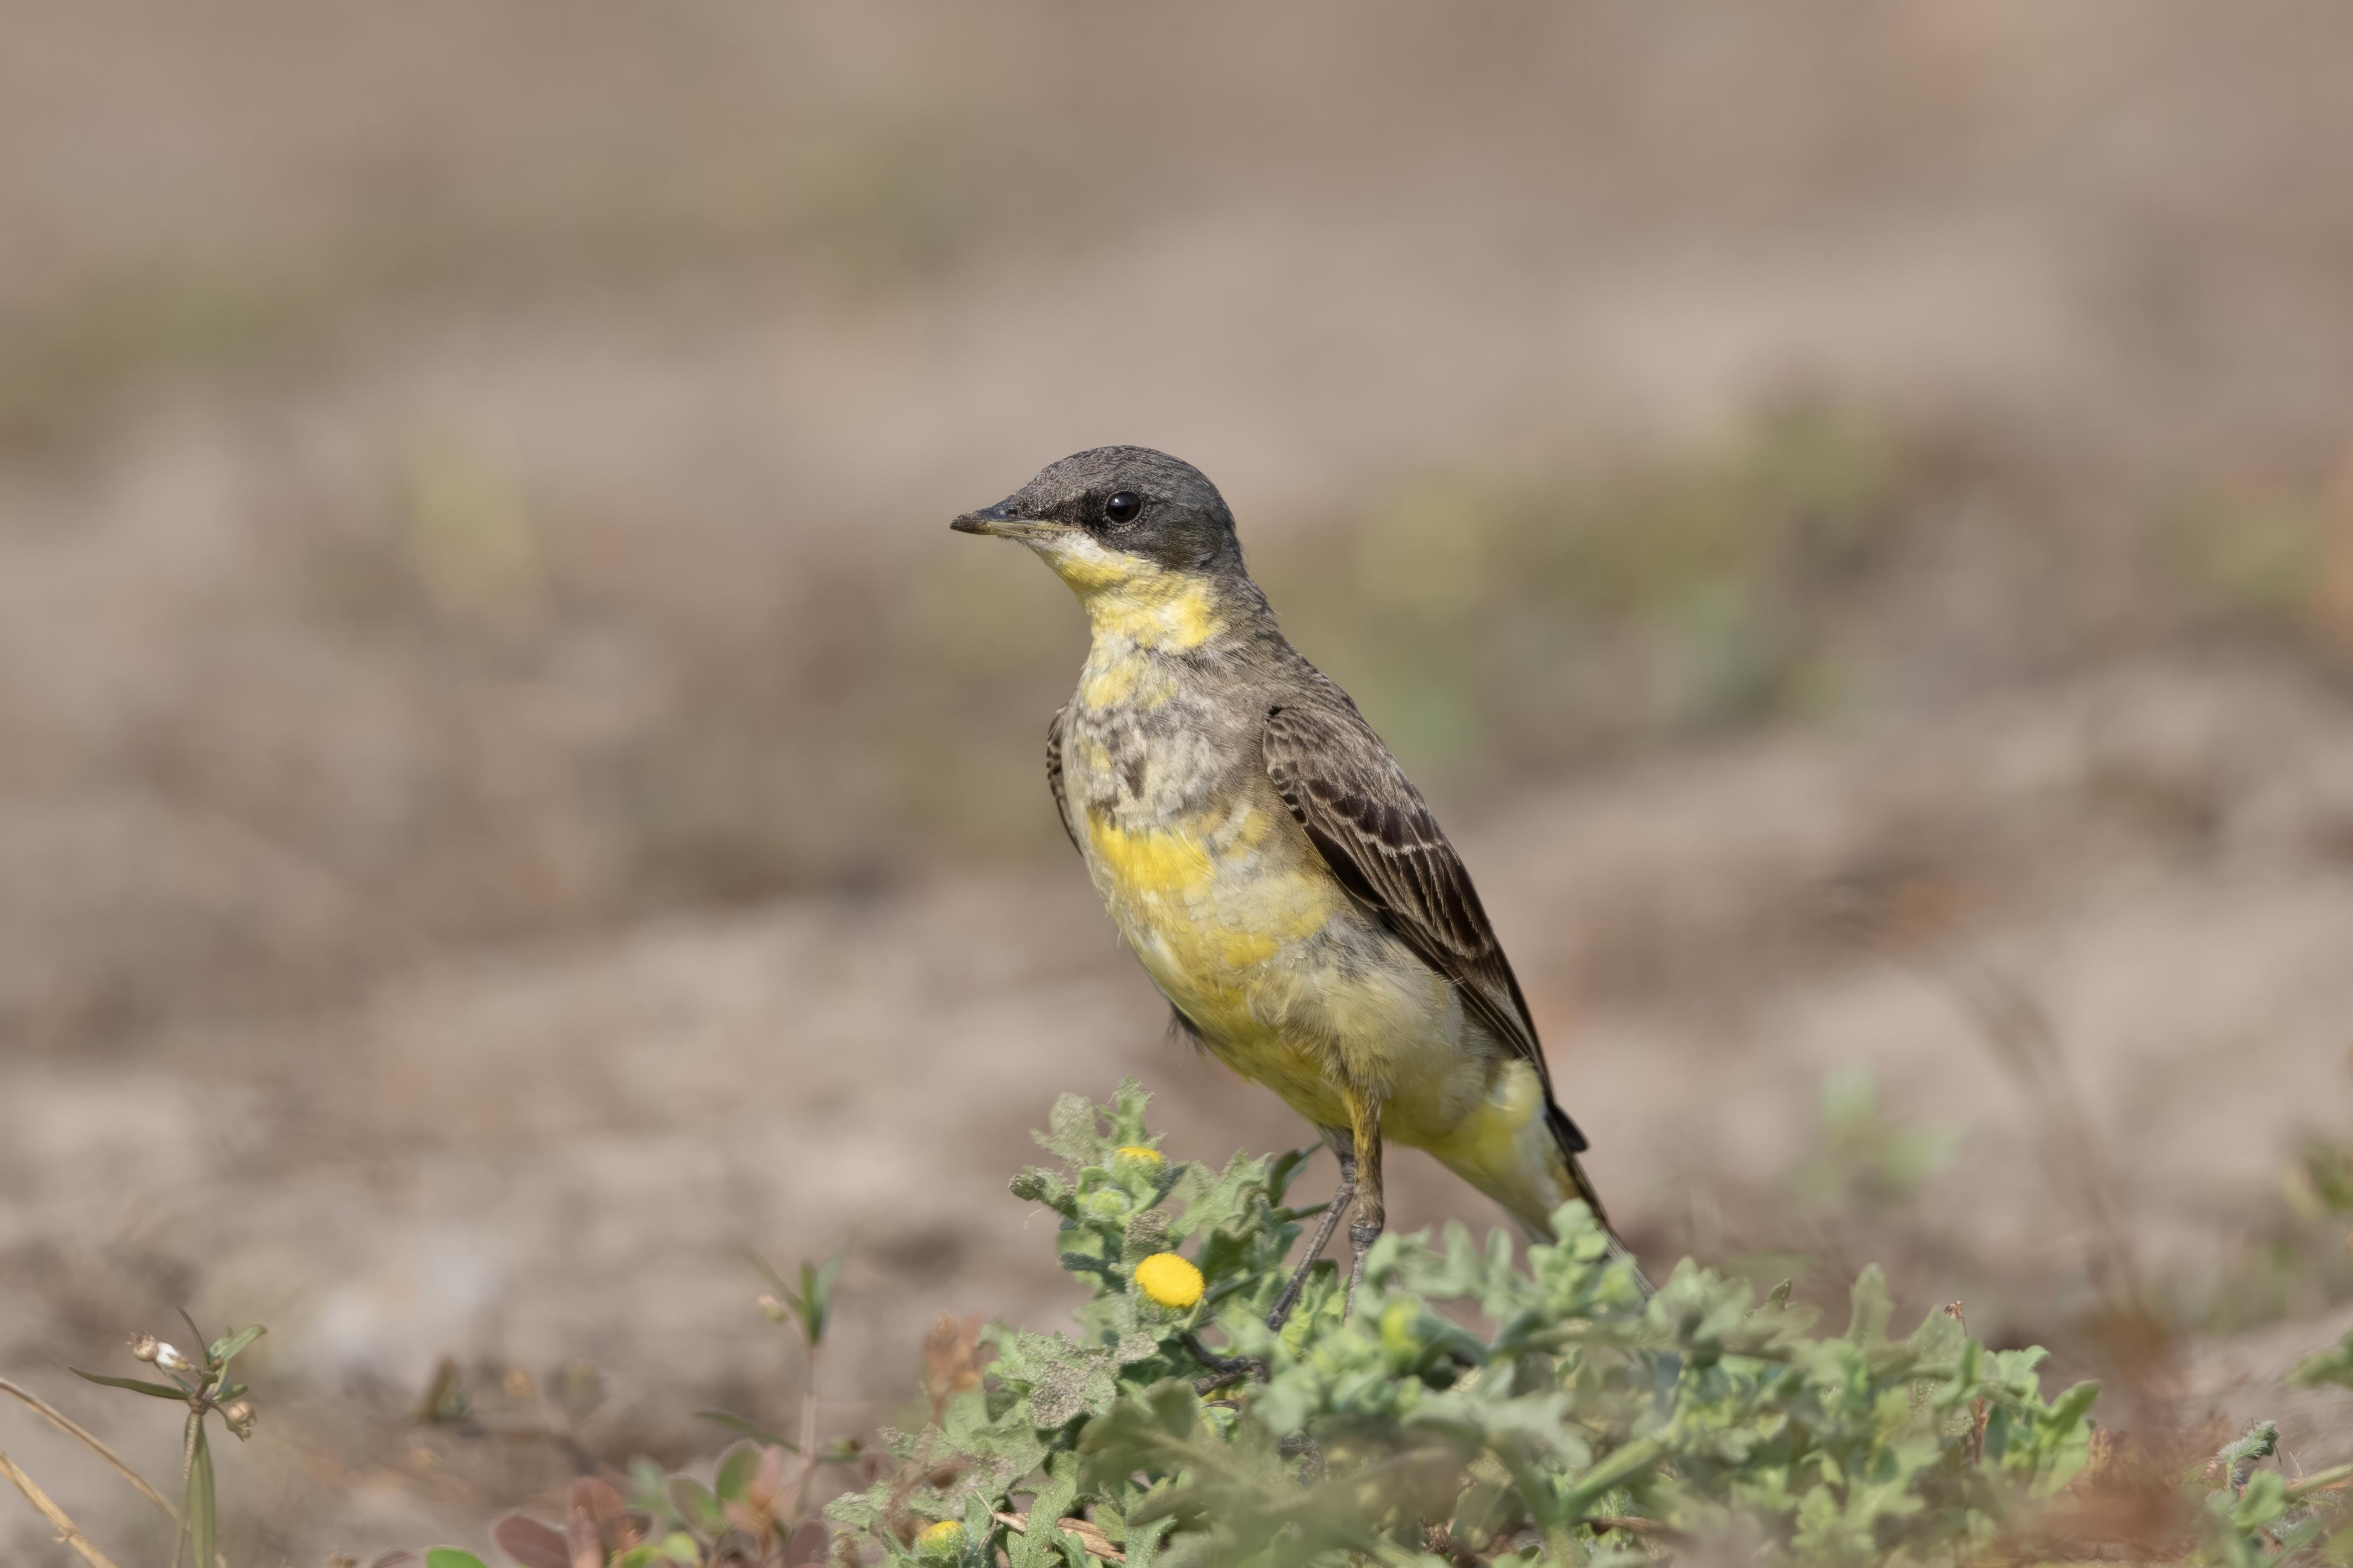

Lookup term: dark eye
[1103,491,1143,525]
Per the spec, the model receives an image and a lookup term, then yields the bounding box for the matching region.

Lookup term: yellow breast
[1084,805,1355,1110]
[1086,806,1331,986]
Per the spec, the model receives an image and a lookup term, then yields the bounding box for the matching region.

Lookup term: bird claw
[1180,1331,1266,1393]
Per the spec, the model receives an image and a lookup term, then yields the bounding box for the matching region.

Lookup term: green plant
[822,1082,2101,1566]
[2192,1135,2353,1334]
[64,1316,264,1568]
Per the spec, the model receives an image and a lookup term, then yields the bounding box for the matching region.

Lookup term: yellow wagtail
[954,447,1645,1320]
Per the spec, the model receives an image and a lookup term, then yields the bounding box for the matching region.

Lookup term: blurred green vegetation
[2164,481,2353,655]
[1265,407,1897,786]
[1787,1067,1958,1216]
[2191,1137,2353,1338]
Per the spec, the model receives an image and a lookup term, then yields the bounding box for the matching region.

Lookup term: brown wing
[1045,704,1082,855]
[1263,700,1587,1154]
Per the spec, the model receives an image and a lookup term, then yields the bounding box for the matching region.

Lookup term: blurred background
[7,1,2353,1560]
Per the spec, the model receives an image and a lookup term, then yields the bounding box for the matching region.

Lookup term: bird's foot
[1267,1157,1356,1331]
[1180,1331,1267,1394]
[1341,1217,1382,1322]
[1265,1253,1323,1333]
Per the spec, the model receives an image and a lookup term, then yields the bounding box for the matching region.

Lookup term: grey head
[951,446,1241,576]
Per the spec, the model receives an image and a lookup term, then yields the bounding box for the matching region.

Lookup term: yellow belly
[1084,803,1457,1134]
[1088,808,1336,1114]
[1084,798,1573,1229]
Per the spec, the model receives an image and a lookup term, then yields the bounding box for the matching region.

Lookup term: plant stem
[2285,1462,2353,1503]
[0,1376,178,1524]
[0,1448,127,1568]
[1557,1435,1667,1517]
[172,1411,198,1568]
[791,1343,821,1518]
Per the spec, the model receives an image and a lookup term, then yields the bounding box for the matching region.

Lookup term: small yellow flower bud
[1134,1252,1204,1310]
[757,1294,787,1322]
[918,1519,966,1555]
[129,1334,160,1363]
[1113,1145,1163,1166]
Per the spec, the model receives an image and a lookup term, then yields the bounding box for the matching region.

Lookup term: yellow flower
[1134,1252,1204,1310]
[919,1520,966,1554]
[1113,1145,1164,1166]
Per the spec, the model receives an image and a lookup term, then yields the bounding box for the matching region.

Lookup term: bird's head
[952,447,1242,602]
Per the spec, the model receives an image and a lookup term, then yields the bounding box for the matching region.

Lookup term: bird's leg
[1179,1331,1267,1394]
[1343,1094,1385,1321]
[1265,1139,1357,1332]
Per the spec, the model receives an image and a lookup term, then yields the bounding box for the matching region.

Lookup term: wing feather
[1263,700,1588,1155]
[1045,704,1081,855]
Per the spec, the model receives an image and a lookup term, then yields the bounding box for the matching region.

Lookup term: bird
[953,446,1645,1322]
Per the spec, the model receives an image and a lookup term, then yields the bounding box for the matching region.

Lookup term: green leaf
[70,1368,189,1400]
[694,1408,801,1451]
[755,1252,844,1348]
[1558,1435,1667,1518]
[185,1415,216,1568]
[671,1474,720,1529]
[2232,1468,2290,1531]
[1076,1381,1204,1496]
[2291,1328,2353,1391]
[1010,1457,1080,1568]
[714,1441,760,1502]
[1262,1144,1320,1211]
[424,1552,494,1568]
[208,1325,265,1365]
[1845,1263,1893,1344]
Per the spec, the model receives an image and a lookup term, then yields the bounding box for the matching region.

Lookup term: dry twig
[994,1509,1126,1561]
[0,1447,126,1568]
[0,1375,178,1525]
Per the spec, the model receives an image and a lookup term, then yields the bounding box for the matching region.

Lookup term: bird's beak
[950,496,1025,536]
